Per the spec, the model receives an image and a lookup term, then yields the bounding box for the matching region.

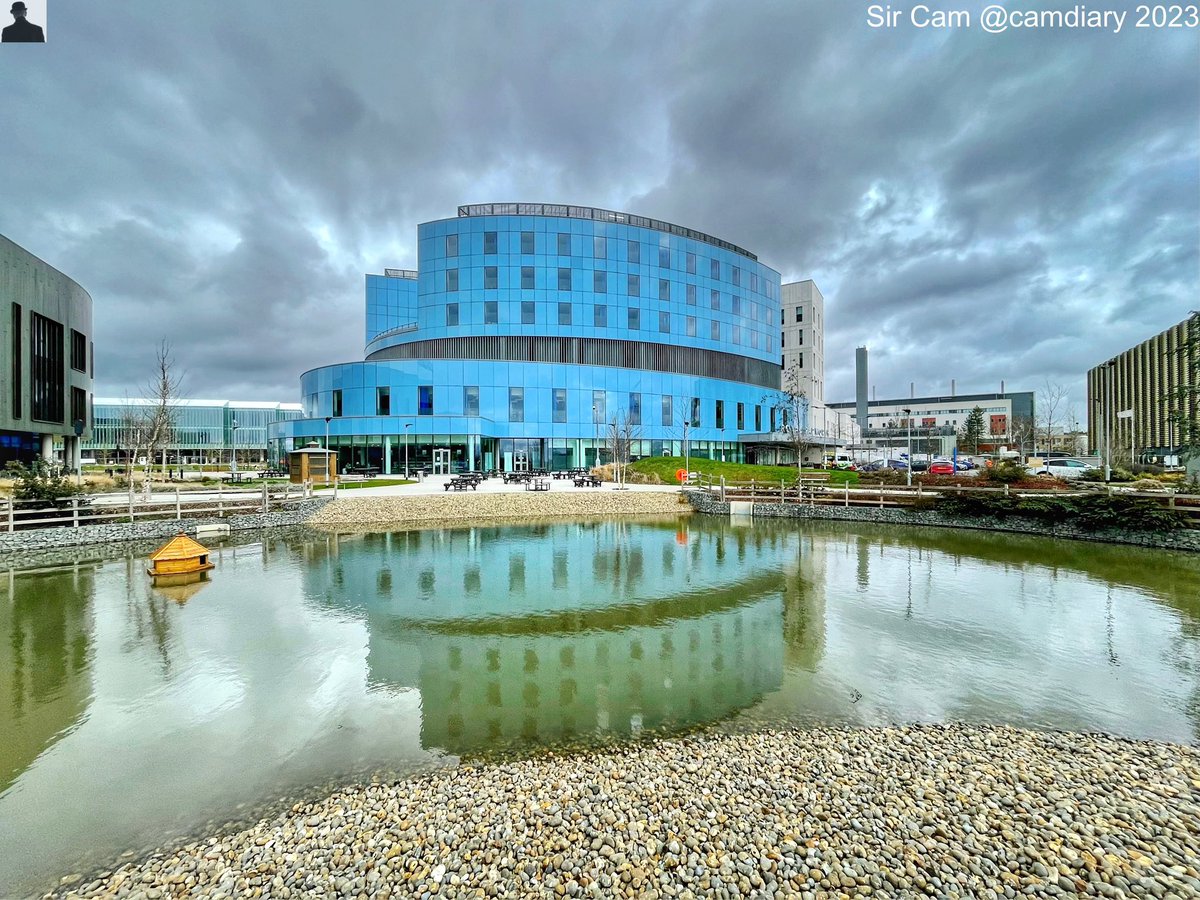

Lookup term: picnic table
[524,478,551,492]
[445,476,479,491]
[573,475,602,487]
[344,466,380,477]
[257,468,288,479]
[502,471,532,484]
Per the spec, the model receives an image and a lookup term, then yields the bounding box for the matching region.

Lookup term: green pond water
[2,517,1199,895]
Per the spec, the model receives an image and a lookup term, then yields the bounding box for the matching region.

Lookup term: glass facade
[277,204,799,473]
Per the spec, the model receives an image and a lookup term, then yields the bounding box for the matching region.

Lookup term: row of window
[330,386,779,431]
[440,301,771,346]
[444,232,762,291]
[781,306,804,324]
[10,303,91,425]
[441,267,771,315]
[780,330,804,348]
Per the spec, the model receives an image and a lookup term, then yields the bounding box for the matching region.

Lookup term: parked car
[885,459,909,471]
[1028,458,1097,479]
[928,460,956,475]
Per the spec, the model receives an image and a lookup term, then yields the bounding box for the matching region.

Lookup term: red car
[928,460,956,475]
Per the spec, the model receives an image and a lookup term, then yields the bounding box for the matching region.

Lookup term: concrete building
[0,235,93,468]
[780,280,824,403]
[1087,315,1198,468]
[828,391,1036,457]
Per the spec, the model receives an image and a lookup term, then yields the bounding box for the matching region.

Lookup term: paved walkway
[330,474,681,498]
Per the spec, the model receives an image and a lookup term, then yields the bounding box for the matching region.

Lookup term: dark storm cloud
[0,0,1195,408]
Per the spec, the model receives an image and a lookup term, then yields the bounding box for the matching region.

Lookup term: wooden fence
[0,482,316,532]
[692,475,1200,527]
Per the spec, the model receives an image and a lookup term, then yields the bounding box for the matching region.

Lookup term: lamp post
[324,416,333,481]
[902,407,912,486]
[404,422,411,479]
[231,419,239,477]
[592,404,597,468]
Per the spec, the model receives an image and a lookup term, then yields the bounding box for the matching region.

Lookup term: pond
[2,517,1199,894]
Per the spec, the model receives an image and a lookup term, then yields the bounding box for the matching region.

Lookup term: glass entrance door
[513,452,530,472]
[433,448,451,474]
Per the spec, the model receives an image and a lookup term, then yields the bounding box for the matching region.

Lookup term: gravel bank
[307,492,690,528]
[46,725,1200,899]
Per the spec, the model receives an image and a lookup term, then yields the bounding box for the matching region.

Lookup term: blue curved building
[272,204,798,473]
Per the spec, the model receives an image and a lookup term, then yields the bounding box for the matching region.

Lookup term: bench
[525,478,551,492]
[573,475,602,488]
[445,478,478,491]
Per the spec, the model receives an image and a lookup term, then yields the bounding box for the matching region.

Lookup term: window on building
[770,408,777,431]
[445,234,458,257]
[659,279,670,301]
[687,284,696,305]
[558,267,572,290]
[376,386,390,416]
[798,330,803,345]
[418,385,434,416]
[737,402,745,430]
[71,330,86,372]
[659,311,670,333]
[627,308,640,330]
[796,307,803,322]
[686,252,696,274]
[750,330,759,349]
[553,388,567,423]
[557,232,571,255]
[592,390,605,423]
[690,397,700,428]
[798,352,804,368]
[781,333,785,348]
[658,245,670,268]
[732,325,741,344]
[594,235,606,258]
[521,266,535,290]
[521,231,535,254]
[711,258,720,279]
[558,302,572,325]
[711,320,720,341]
[751,273,758,293]
[732,266,741,287]
[755,405,762,431]
[30,312,64,423]
[464,385,480,416]
[661,395,673,426]
[484,266,498,289]
[594,270,606,293]
[628,273,640,296]
[332,389,342,417]
[780,308,785,325]
[71,387,86,431]
[686,316,696,337]
[594,304,606,327]
[484,301,498,324]
[445,268,458,292]
[11,303,21,419]
[711,289,720,310]
[732,296,741,315]
[629,392,641,426]
[627,240,640,264]
[446,303,459,326]
[715,400,725,430]
[782,409,789,429]
[509,387,524,422]
[483,231,497,254]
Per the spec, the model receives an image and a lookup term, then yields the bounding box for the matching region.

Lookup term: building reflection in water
[0,565,95,794]
[306,519,811,754]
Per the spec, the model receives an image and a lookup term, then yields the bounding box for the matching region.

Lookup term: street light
[902,407,912,487]
[324,415,333,480]
[592,404,597,468]
[404,422,412,479]
[231,419,239,477]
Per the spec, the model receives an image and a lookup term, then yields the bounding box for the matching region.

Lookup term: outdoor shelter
[147,534,215,577]
[289,441,337,485]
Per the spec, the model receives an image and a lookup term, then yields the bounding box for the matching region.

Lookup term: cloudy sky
[1,1,1196,413]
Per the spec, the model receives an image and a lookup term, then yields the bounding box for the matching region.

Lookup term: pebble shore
[306,492,690,529]
[47,725,1200,899]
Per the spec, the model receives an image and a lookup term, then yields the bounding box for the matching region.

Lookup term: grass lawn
[314,478,415,491]
[629,456,858,485]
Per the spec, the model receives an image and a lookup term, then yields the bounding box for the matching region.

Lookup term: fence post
[1004,484,1010,498]
[175,486,181,521]
[844,481,849,508]
[879,486,884,509]
[781,479,785,504]
[720,475,726,502]
[7,499,12,533]
[263,481,269,513]
[218,489,224,518]
[128,491,134,523]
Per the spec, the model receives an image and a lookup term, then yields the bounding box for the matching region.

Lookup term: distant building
[780,280,824,403]
[828,391,1036,457]
[1087,316,1197,467]
[0,235,94,467]
[83,399,302,466]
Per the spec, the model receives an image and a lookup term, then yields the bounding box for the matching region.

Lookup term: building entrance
[433,448,451,475]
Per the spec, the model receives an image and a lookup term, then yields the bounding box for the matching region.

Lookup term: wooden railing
[0,482,317,532]
[689,475,1200,527]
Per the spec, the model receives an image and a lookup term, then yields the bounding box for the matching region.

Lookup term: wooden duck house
[147,533,215,577]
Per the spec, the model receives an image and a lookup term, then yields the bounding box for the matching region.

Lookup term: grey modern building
[0,235,93,467]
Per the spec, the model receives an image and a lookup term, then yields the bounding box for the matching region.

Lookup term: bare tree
[1009,414,1036,462]
[764,364,816,475]
[605,408,641,488]
[143,340,184,480]
[1037,379,1069,455]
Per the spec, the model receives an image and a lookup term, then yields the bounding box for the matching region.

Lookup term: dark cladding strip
[457,203,758,262]
[366,335,780,389]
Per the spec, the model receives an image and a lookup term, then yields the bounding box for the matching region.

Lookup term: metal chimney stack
[855,347,869,434]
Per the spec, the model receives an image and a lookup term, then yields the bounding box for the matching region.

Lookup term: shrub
[932,490,1185,532]
[4,460,86,504]
[980,460,1027,484]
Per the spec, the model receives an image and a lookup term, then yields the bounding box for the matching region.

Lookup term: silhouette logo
[2,1,44,42]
